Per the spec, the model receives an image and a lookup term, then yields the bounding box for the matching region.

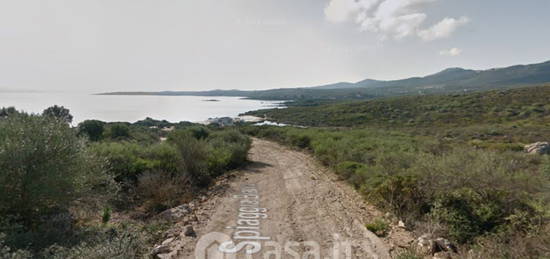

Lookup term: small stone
[434,238,458,253]
[158,204,191,222]
[184,225,196,237]
[398,220,406,228]
[151,245,171,257]
[161,237,174,245]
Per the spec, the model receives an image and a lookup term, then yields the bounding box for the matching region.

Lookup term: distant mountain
[309,60,550,91]
[99,60,550,100]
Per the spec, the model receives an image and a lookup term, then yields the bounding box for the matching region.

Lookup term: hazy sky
[1,0,549,93]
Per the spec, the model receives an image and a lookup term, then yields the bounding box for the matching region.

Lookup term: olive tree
[0,113,114,227]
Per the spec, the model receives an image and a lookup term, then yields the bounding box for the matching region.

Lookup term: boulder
[434,238,457,254]
[158,204,191,222]
[416,234,434,255]
[524,142,550,155]
[416,234,457,256]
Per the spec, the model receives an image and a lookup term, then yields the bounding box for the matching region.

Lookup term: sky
[1,0,549,93]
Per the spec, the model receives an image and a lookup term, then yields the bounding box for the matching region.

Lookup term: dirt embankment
[154,138,413,258]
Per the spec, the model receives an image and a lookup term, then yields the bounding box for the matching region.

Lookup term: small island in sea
[202,99,220,102]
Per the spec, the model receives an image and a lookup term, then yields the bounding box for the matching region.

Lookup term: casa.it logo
[195,232,261,259]
[194,232,365,259]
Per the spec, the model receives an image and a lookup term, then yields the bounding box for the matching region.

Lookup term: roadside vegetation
[0,107,251,258]
[241,84,550,258]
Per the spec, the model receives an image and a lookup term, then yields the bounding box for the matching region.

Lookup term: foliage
[101,208,111,224]
[77,120,105,141]
[0,114,113,227]
[243,125,549,256]
[0,107,18,118]
[0,112,115,252]
[188,126,210,140]
[106,123,131,140]
[247,85,550,132]
[42,105,73,124]
[0,108,251,257]
[365,218,390,237]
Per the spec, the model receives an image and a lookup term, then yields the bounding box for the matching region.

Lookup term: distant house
[161,126,175,132]
[206,117,235,127]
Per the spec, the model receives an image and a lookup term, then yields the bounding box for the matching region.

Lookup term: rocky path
[155,138,394,258]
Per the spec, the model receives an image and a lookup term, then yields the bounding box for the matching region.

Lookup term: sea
[0,92,283,124]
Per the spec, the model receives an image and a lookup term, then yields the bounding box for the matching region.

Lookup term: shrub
[42,105,73,124]
[187,126,210,140]
[101,208,111,224]
[144,143,186,177]
[395,250,423,259]
[0,114,111,225]
[136,172,186,213]
[288,134,311,149]
[78,120,105,141]
[90,142,149,183]
[365,218,390,237]
[246,126,550,249]
[207,130,251,173]
[369,173,427,221]
[335,161,365,180]
[542,156,550,178]
[107,123,130,139]
[0,107,18,118]
[168,130,211,186]
[431,188,507,243]
[0,114,114,249]
[37,225,149,259]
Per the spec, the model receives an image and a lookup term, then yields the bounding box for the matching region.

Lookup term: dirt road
[158,138,391,258]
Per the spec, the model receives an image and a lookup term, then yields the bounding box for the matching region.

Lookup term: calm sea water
[0,92,283,124]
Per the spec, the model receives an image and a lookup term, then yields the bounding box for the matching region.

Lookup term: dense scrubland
[242,85,550,258]
[0,106,251,258]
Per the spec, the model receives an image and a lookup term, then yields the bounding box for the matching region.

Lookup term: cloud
[418,17,469,41]
[324,0,468,41]
[439,47,462,56]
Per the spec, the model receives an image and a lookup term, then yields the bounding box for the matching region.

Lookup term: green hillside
[241,84,550,258]
[248,84,550,128]
[99,60,550,101]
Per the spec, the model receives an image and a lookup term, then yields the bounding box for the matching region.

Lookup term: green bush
[207,130,251,172]
[542,156,550,178]
[78,120,105,141]
[368,173,427,221]
[288,134,311,149]
[0,113,114,249]
[365,218,390,237]
[168,130,211,186]
[42,105,73,124]
[187,126,210,140]
[101,208,111,224]
[90,142,150,183]
[106,123,130,139]
[0,107,18,118]
[335,161,365,180]
[431,188,503,243]
[0,114,111,224]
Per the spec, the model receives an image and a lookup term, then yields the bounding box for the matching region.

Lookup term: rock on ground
[524,142,550,154]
